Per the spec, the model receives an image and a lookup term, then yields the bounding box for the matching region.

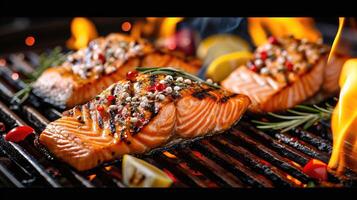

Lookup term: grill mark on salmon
[39,73,250,171]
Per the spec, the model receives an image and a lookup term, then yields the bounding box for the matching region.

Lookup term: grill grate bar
[212,136,297,187]
[238,122,312,165]
[194,140,274,187]
[0,101,61,187]
[289,128,332,153]
[273,132,330,163]
[174,148,245,187]
[0,155,25,187]
[227,129,311,183]
[155,152,218,187]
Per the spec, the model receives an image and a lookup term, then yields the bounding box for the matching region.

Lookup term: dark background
[0,17,347,56]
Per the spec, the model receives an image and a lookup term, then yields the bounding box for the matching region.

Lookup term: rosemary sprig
[136,67,221,89]
[11,47,68,104]
[252,104,333,133]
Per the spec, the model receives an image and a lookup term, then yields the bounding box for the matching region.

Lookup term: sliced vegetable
[122,154,173,187]
[206,51,253,82]
[197,34,251,60]
[5,126,34,142]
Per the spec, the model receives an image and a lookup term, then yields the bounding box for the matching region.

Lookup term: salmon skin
[222,36,332,113]
[39,70,250,171]
[32,34,201,109]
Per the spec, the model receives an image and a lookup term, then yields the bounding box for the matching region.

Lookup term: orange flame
[329,59,357,174]
[159,17,183,38]
[328,17,345,64]
[248,17,321,46]
[66,17,98,50]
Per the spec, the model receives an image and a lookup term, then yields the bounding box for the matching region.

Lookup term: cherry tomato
[302,159,328,181]
[5,126,34,142]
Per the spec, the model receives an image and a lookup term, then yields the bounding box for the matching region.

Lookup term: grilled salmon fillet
[322,52,349,94]
[222,36,331,113]
[32,34,201,108]
[39,70,250,171]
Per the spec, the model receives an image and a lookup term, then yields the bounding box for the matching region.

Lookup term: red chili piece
[147,85,156,92]
[98,53,106,63]
[260,51,268,60]
[155,83,166,91]
[126,71,138,81]
[285,61,294,71]
[5,126,34,142]
[97,105,104,112]
[268,36,278,45]
[107,95,115,102]
[249,65,258,72]
[302,159,328,181]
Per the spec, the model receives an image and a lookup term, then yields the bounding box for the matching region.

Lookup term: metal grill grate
[0,52,357,188]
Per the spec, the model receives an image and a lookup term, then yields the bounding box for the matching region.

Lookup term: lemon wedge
[197,34,251,60]
[122,154,173,188]
[206,51,253,82]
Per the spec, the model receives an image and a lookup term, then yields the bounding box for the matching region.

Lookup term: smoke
[182,17,244,39]
[178,18,246,78]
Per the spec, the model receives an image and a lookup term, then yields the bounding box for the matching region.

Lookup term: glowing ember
[25,36,35,46]
[163,151,177,159]
[104,166,112,171]
[66,17,98,50]
[121,21,132,32]
[88,174,97,181]
[329,59,357,174]
[11,73,19,80]
[286,175,303,186]
[248,17,321,46]
[0,58,6,67]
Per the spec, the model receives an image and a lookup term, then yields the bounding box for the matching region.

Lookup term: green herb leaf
[252,104,333,133]
[136,67,221,89]
[11,47,68,104]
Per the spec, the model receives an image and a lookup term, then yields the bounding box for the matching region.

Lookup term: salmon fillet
[222,36,330,113]
[322,53,349,94]
[39,71,250,171]
[32,34,201,108]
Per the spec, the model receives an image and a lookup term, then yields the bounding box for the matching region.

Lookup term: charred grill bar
[0,53,357,188]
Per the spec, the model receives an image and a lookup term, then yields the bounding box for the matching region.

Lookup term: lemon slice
[206,51,253,82]
[197,34,251,60]
[122,154,173,188]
